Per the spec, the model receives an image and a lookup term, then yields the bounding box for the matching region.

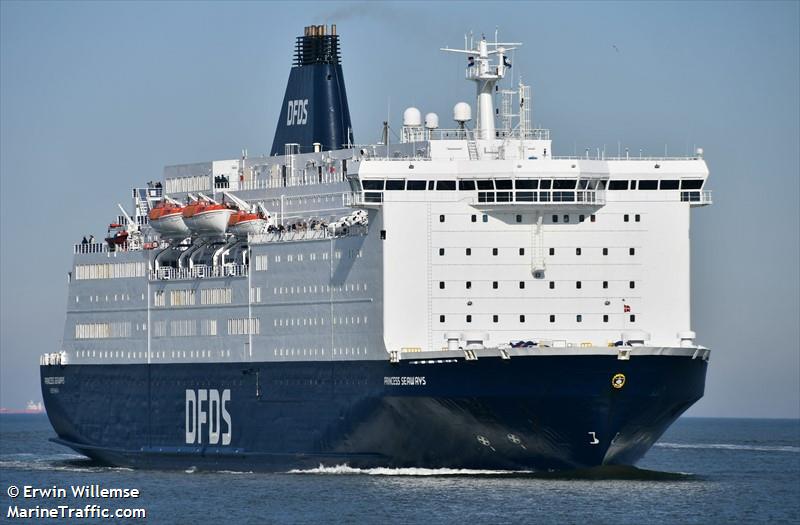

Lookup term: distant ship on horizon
[0,401,45,415]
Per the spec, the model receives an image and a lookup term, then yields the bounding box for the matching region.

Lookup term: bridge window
[540,180,552,189]
[515,179,537,189]
[495,179,513,190]
[681,179,704,190]
[362,180,384,190]
[553,179,577,189]
[385,179,405,190]
[608,180,628,190]
[406,180,426,190]
[459,180,476,191]
[436,180,457,191]
[660,180,680,190]
[477,179,494,190]
[638,180,658,190]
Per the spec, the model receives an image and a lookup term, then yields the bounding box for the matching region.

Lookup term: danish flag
[623,304,631,313]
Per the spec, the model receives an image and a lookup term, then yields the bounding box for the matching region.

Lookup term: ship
[40,24,712,472]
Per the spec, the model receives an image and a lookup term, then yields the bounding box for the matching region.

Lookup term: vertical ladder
[466,128,480,160]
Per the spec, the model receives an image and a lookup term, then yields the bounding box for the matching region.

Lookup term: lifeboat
[182,200,235,236]
[148,200,190,239]
[228,210,268,237]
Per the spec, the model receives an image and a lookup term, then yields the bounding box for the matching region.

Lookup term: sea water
[1,415,797,524]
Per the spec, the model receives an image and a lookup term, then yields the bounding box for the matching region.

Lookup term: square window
[591,214,596,222]
[520,315,526,322]
[603,281,609,289]
[576,247,582,256]
[629,281,635,289]
[471,214,477,222]
[549,315,556,323]
[549,247,555,256]
[482,214,488,223]
[630,314,636,322]
[603,314,609,323]
[576,281,582,289]
[466,281,472,289]
[629,248,635,256]
[576,314,582,322]
[493,315,499,323]
[549,281,555,289]
[439,248,445,256]
[603,248,608,256]
[439,214,445,222]
[493,281,499,289]
[492,248,498,256]
[516,214,522,223]
[635,214,641,222]
[519,281,525,289]
[466,315,472,323]
[439,281,445,289]
[439,315,445,323]
[563,215,570,223]
[552,214,558,223]
[624,214,630,222]
[519,248,525,256]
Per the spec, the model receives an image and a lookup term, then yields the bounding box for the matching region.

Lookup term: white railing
[249,224,367,244]
[150,264,248,281]
[40,352,67,366]
[552,155,703,161]
[681,190,713,205]
[427,128,550,141]
[472,190,606,206]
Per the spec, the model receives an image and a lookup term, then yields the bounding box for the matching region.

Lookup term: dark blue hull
[40,354,707,472]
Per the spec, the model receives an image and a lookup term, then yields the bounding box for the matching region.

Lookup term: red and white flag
[623,304,631,313]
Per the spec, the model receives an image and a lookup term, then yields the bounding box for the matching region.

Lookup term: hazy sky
[1,1,798,417]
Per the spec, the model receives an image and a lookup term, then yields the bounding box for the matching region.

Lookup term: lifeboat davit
[228,210,268,237]
[182,200,235,237]
[148,201,190,239]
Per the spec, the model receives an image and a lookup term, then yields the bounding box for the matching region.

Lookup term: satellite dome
[424,112,439,129]
[403,107,422,127]
[453,102,472,123]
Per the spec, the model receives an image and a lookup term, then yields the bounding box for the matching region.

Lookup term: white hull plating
[149,213,190,239]
[184,209,234,236]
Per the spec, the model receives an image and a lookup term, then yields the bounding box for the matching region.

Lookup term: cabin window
[519,248,525,256]
[439,315,445,323]
[563,215,570,223]
[439,214,445,222]
[492,248,498,256]
[576,248,582,256]
[635,214,641,222]
[519,281,525,289]
[520,315,526,322]
[603,248,608,256]
[629,248,636,256]
[630,281,635,289]
[439,248,445,256]
[576,281,582,289]
[471,214,477,222]
[516,214,522,223]
[466,248,472,256]
[552,215,558,223]
[466,281,472,289]
[466,315,472,323]
[493,281,499,289]
[624,214,630,222]
[576,315,583,323]
[482,214,488,223]
[549,281,555,289]
[549,315,556,323]
[603,281,608,289]
[579,214,585,222]
[591,215,596,222]
[439,281,445,289]
[493,315,499,323]
[630,315,636,322]
[549,248,555,256]
[603,315,609,323]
